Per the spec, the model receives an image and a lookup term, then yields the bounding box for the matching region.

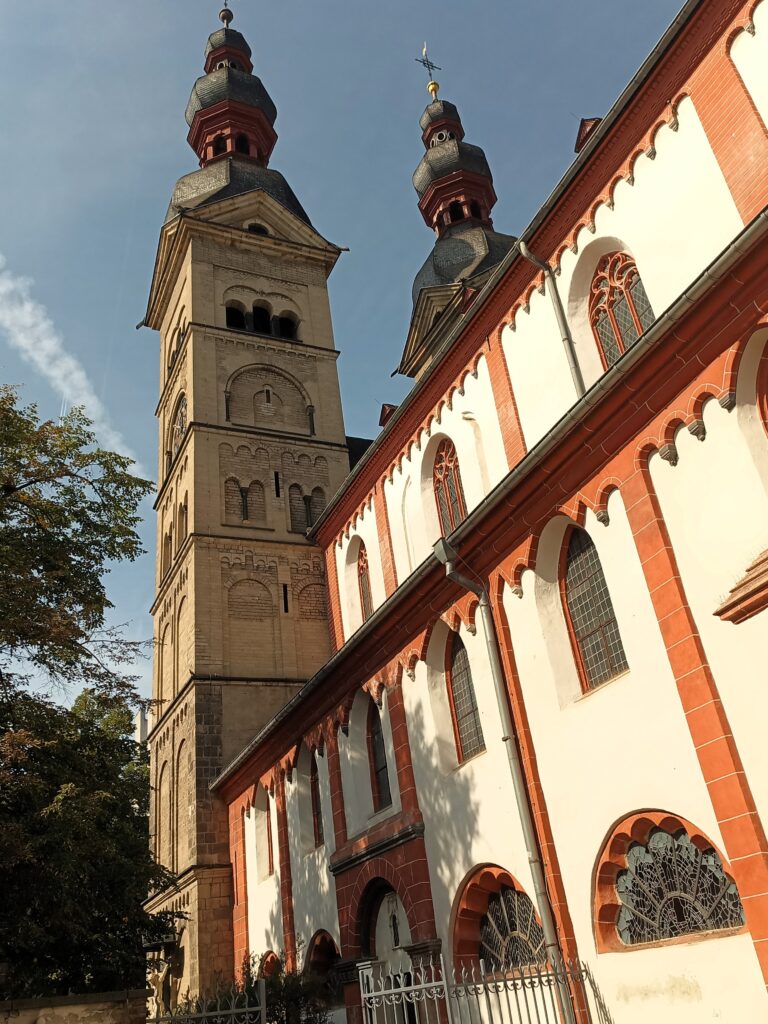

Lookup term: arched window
[616,828,744,946]
[212,135,227,156]
[449,200,465,223]
[470,200,481,219]
[246,480,266,523]
[171,395,187,460]
[309,486,326,525]
[480,886,546,969]
[235,133,250,155]
[367,700,392,812]
[589,251,654,368]
[247,223,269,236]
[446,633,485,763]
[226,304,246,330]
[289,484,308,533]
[252,305,272,335]
[276,315,298,341]
[562,527,628,690]
[357,544,373,623]
[433,438,467,535]
[310,752,324,848]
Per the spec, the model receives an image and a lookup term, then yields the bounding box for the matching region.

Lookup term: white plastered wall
[731,0,768,128]
[338,689,400,840]
[244,800,283,960]
[384,356,506,582]
[284,752,341,966]
[403,619,538,957]
[335,501,386,641]
[648,381,768,831]
[503,494,766,1020]
[505,96,743,449]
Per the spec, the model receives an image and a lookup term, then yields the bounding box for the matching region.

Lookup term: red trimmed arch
[341,855,433,957]
[451,864,541,968]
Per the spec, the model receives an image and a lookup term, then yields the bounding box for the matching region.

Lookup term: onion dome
[185,8,278,169]
[411,96,515,303]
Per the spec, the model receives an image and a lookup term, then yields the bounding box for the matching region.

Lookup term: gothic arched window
[480,886,546,970]
[310,752,324,848]
[615,829,744,946]
[367,699,392,812]
[357,544,373,623]
[433,438,466,535]
[447,633,485,762]
[562,527,628,690]
[171,395,187,460]
[589,251,654,368]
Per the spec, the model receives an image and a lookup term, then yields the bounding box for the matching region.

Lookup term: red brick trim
[325,725,348,849]
[373,483,398,598]
[384,679,420,816]
[323,545,344,652]
[593,809,747,953]
[275,773,297,970]
[452,864,541,967]
[485,332,526,469]
[758,342,768,436]
[229,797,251,981]
[622,460,768,984]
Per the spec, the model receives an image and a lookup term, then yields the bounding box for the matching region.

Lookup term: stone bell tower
[143,7,349,998]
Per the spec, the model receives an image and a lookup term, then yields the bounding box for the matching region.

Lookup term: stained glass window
[358,545,374,622]
[480,886,546,970]
[433,439,466,535]
[367,700,392,811]
[616,829,745,945]
[563,528,628,689]
[590,252,655,367]
[447,633,485,762]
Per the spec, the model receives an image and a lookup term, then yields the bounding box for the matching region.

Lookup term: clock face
[172,396,187,458]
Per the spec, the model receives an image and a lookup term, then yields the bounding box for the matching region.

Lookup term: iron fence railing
[153,982,267,1024]
[359,955,614,1024]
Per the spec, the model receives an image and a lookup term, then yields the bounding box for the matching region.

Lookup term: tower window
[367,699,392,812]
[282,584,289,613]
[562,527,628,690]
[225,304,246,330]
[446,632,485,763]
[252,305,272,335]
[449,201,465,223]
[274,471,281,498]
[470,201,481,219]
[589,251,655,368]
[235,134,250,155]
[277,315,298,341]
[433,438,466,535]
[265,387,272,405]
[212,135,227,156]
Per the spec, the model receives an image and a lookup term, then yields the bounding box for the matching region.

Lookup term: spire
[185,7,278,169]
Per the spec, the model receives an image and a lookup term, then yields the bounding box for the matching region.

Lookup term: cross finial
[415,42,441,101]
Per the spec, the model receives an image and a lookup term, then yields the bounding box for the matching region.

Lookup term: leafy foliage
[0,385,152,697]
[241,954,332,1024]
[0,387,173,996]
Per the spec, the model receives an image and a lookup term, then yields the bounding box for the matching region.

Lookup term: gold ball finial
[219,4,234,27]
[428,80,440,102]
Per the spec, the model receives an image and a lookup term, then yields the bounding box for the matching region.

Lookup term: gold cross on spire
[415,43,441,101]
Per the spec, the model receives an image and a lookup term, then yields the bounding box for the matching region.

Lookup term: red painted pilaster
[485,329,527,470]
[386,680,420,817]
[275,773,297,970]
[623,460,768,985]
[373,483,398,597]
[326,725,348,849]
[324,544,345,652]
[228,798,249,981]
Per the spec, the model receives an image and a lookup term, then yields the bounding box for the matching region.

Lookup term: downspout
[433,538,576,1024]
[519,241,585,398]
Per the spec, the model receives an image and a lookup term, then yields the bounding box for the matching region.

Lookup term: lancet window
[562,527,628,690]
[367,699,392,812]
[310,752,324,848]
[358,544,374,623]
[589,251,654,367]
[447,633,485,762]
[433,438,467,535]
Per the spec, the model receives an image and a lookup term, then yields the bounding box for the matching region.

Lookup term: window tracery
[615,828,744,946]
[562,527,628,690]
[446,633,484,762]
[479,886,546,970]
[433,438,466,535]
[589,251,654,368]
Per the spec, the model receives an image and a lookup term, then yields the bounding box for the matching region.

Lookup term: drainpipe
[433,538,577,1024]
[518,241,585,398]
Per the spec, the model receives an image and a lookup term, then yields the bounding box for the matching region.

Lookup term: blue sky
[0,0,678,696]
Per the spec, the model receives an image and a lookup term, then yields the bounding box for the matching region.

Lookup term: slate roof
[165,157,311,225]
[419,99,461,133]
[412,221,516,304]
[185,67,277,127]
[205,27,252,59]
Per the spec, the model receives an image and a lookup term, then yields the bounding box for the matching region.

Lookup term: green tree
[0,386,174,996]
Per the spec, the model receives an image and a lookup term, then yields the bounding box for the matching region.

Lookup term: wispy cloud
[0,253,144,473]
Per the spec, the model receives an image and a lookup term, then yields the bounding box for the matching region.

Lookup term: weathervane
[416,43,441,102]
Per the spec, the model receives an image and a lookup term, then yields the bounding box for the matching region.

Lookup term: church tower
[143,8,349,998]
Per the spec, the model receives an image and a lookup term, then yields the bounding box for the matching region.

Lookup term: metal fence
[359,955,614,1024]
[152,982,267,1024]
